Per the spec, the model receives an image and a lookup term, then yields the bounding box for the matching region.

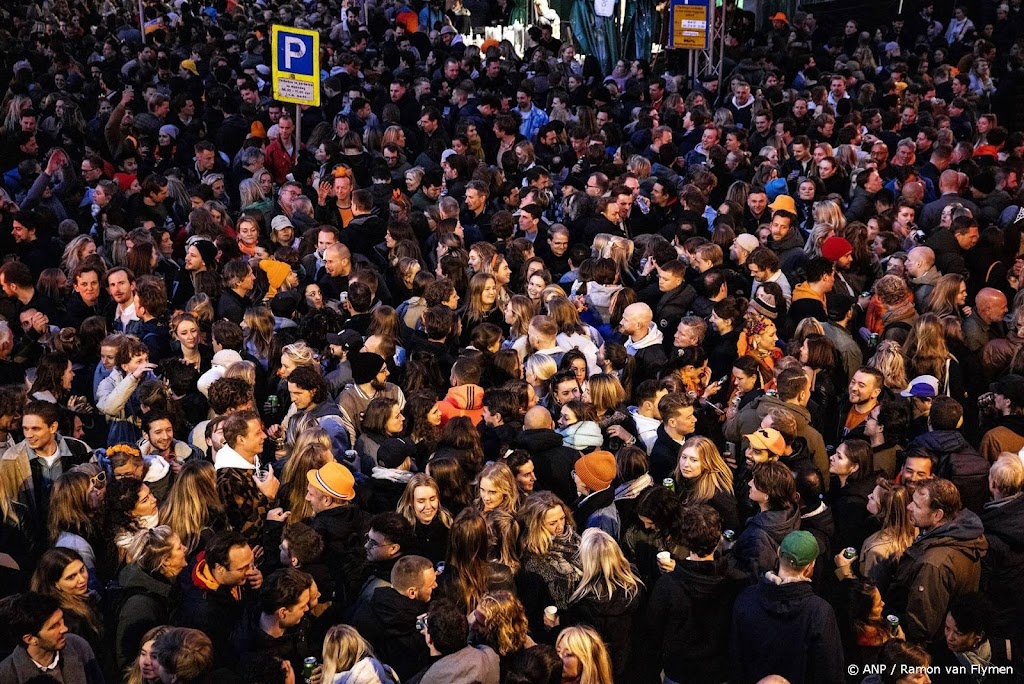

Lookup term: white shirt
[31,651,60,672]
[116,301,139,329]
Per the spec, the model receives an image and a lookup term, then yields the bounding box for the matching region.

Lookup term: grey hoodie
[585,282,624,324]
[419,645,500,684]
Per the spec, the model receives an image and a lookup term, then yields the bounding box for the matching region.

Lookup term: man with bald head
[619,302,668,383]
[318,242,352,302]
[512,405,580,503]
[905,246,940,311]
[920,169,980,231]
[963,288,1008,353]
[901,180,925,206]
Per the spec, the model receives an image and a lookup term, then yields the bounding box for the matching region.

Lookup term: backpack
[103,577,165,636]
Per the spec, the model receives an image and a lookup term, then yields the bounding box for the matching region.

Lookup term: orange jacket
[438,384,485,426]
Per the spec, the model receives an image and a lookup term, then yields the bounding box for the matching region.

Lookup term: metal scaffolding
[688,0,726,85]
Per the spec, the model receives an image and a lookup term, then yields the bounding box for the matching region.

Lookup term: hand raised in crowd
[45,149,65,175]
[30,312,49,335]
[317,180,332,205]
[254,468,280,500]
[132,362,158,379]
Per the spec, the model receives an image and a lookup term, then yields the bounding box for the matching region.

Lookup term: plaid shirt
[216,466,269,545]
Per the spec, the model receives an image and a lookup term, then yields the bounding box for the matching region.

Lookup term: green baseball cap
[779,531,819,567]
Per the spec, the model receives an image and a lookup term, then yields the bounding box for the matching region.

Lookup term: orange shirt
[845,406,870,433]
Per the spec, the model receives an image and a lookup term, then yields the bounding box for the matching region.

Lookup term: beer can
[843,547,857,560]
[662,478,675,492]
[302,657,317,684]
[886,614,900,636]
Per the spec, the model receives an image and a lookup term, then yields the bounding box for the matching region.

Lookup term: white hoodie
[628,407,661,452]
[142,454,170,484]
[625,323,664,354]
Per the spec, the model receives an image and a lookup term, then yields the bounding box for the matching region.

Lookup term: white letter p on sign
[284,36,306,69]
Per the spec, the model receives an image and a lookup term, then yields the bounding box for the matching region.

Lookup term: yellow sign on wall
[671,0,709,49]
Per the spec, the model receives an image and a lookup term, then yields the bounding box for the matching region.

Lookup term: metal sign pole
[295,103,302,158]
[138,0,146,42]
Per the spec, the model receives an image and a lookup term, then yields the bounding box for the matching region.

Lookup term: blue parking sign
[271,25,321,106]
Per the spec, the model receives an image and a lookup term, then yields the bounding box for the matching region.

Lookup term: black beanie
[350,351,386,385]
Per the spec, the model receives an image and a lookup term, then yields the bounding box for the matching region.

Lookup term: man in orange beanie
[572,450,620,538]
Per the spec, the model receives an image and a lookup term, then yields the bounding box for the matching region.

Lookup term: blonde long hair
[281,341,319,372]
[813,198,846,232]
[159,460,224,554]
[568,528,642,604]
[281,441,332,524]
[556,626,614,684]
[588,373,626,416]
[473,590,530,656]
[474,461,520,514]
[287,421,332,459]
[48,471,96,544]
[485,508,521,574]
[674,436,734,505]
[505,295,536,339]
[517,491,574,556]
[868,340,908,392]
[123,625,172,684]
[925,274,966,319]
[321,625,376,684]
[901,313,952,387]
[0,458,24,527]
[872,479,916,557]
[397,474,453,528]
[242,307,275,361]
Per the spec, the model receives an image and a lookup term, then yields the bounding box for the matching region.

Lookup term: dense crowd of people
[1,0,1024,683]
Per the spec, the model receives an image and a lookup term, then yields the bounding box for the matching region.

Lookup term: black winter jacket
[979,493,1024,639]
[654,282,697,350]
[648,425,684,483]
[114,562,178,671]
[310,504,372,611]
[563,587,643,683]
[676,476,741,533]
[230,607,315,672]
[348,587,431,681]
[910,431,991,512]
[647,558,744,683]
[731,574,845,683]
[826,475,875,555]
[511,429,579,505]
[731,506,801,582]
